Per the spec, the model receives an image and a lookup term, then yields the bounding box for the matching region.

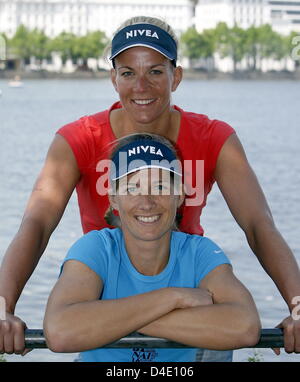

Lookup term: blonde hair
[103,15,178,65]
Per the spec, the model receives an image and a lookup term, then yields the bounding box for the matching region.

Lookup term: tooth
[137,215,159,222]
[134,99,153,105]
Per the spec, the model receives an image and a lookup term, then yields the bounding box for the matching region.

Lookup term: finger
[271,347,280,356]
[3,322,14,354]
[0,327,3,354]
[283,323,295,353]
[22,348,33,356]
[294,323,300,353]
[13,323,26,355]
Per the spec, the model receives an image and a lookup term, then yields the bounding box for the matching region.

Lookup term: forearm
[44,288,178,353]
[246,222,300,311]
[0,216,49,313]
[139,303,261,350]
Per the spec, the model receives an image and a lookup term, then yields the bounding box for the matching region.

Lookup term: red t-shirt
[57,101,235,235]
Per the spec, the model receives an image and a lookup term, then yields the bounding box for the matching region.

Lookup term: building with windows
[268,0,300,35]
[195,0,300,35]
[0,0,194,38]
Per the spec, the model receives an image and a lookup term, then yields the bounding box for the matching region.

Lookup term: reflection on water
[0,78,299,362]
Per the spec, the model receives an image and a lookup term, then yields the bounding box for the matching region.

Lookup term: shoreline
[1,69,300,81]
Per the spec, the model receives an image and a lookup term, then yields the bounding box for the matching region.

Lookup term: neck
[111,106,180,143]
[122,230,172,276]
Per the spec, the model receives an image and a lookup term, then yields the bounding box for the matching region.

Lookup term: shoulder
[174,105,235,139]
[72,227,122,249]
[171,232,230,285]
[63,228,122,281]
[172,231,214,251]
[172,231,230,261]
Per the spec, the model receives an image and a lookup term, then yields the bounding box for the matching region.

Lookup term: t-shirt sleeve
[208,120,236,175]
[56,117,95,173]
[61,230,108,283]
[194,237,231,286]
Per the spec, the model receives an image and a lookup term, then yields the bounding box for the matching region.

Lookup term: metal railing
[24,328,284,349]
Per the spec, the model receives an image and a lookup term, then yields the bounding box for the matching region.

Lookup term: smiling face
[109,168,184,243]
[110,47,182,125]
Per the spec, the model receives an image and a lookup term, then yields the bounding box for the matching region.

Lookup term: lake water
[0,77,299,362]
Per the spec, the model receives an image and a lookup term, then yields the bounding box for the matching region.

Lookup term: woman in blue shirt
[43,133,261,362]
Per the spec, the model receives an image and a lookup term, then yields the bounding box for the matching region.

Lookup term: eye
[121,71,134,77]
[149,69,162,75]
[126,185,142,195]
[152,183,171,194]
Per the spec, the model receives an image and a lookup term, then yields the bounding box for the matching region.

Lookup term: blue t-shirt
[62,228,231,362]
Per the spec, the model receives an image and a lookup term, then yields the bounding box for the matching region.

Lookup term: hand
[272,315,300,355]
[0,312,31,355]
[172,287,213,310]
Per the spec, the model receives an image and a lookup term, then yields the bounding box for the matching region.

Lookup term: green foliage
[9,27,108,68]
[215,22,247,70]
[73,31,108,67]
[0,354,7,362]
[9,25,32,63]
[181,27,214,60]
[7,23,297,71]
[49,32,77,64]
[181,22,292,71]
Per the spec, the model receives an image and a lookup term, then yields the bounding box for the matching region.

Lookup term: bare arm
[138,264,261,350]
[0,135,80,313]
[214,134,300,310]
[0,135,80,354]
[43,260,186,353]
[44,260,260,352]
[214,134,300,353]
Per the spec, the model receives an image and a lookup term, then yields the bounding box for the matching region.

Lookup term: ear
[110,68,118,92]
[171,66,183,92]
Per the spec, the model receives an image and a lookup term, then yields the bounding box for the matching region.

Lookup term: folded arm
[138,264,261,350]
[43,260,183,352]
[44,260,260,352]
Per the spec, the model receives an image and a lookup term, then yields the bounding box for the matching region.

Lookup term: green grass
[0,354,7,362]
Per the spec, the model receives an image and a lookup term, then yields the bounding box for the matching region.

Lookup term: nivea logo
[126,29,159,39]
[128,145,163,157]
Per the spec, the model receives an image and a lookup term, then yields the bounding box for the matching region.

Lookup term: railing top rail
[24,328,284,349]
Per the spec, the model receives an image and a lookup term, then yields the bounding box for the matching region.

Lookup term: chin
[134,229,170,242]
[133,114,159,125]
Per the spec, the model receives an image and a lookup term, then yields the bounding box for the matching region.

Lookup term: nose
[138,194,157,210]
[133,74,150,92]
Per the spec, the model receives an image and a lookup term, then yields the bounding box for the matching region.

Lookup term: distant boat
[8,76,24,88]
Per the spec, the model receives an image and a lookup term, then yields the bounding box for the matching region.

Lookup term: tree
[215,22,246,72]
[29,29,51,67]
[49,32,77,64]
[180,27,215,69]
[243,24,284,71]
[10,25,33,64]
[73,31,108,69]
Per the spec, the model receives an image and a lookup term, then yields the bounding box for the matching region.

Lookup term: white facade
[195,0,300,35]
[268,0,300,35]
[0,0,193,38]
